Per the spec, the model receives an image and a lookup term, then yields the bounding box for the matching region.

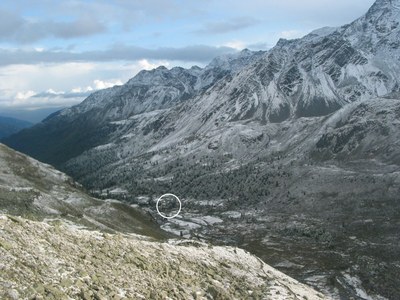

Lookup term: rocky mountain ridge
[4,0,400,166]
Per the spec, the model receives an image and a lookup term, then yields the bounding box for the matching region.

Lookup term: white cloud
[71,86,93,93]
[9,95,82,109]
[44,89,64,95]
[0,59,192,110]
[223,40,246,50]
[93,79,123,90]
[15,90,36,100]
[137,59,170,70]
[0,44,236,66]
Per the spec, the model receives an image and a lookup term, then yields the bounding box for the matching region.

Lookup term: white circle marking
[156,193,182,219]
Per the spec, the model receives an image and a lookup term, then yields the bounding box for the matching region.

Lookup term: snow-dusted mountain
[191,0,400,123]
[4,0,400,298]
[5,0,400,164]
[3,48,264,165]
[60,48,264,120]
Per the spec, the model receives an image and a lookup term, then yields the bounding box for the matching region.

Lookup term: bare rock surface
[0,215,328,300]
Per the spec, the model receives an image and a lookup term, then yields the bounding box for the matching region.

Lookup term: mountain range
[3,0,400,298]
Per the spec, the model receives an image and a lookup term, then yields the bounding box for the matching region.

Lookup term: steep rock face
[344,0,400,52]
[190,1,400,124]
[313,97,400,163]
[60,49,265,123]
[65,66,201,121]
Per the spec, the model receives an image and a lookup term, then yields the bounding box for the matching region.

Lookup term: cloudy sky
[0,0,375,117]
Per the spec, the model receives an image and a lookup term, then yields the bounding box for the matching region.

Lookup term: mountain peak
[341,0,400,51]
[373,0,400,7]
[239,48,252,55]
[366,0,400,17]
[155,65,168,70]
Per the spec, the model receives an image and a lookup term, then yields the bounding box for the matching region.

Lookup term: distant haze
[0,107,64,123]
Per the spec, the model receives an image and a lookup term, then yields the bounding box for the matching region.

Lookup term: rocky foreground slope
[0,143,166,238]
[0,215,328,300]
[0,144,328,299]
